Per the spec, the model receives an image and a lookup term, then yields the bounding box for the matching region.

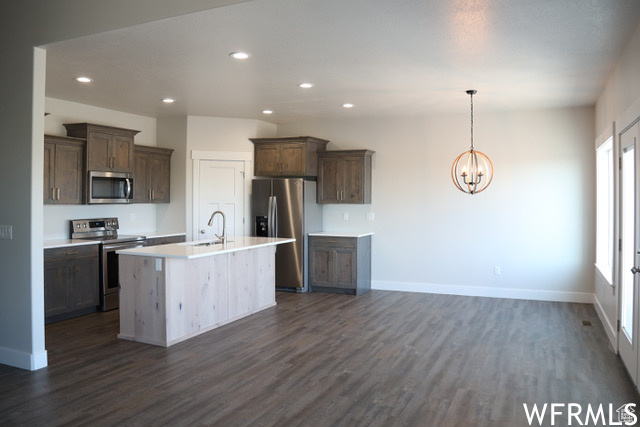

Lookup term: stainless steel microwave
[88,171,133,204]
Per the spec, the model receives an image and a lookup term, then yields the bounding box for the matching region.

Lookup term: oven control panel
[70,217,119,239]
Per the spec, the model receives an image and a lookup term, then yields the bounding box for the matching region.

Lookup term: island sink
[179,240,233,247]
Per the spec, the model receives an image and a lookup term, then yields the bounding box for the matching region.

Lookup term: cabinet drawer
[309,236,357,249]
[45,244,99,262]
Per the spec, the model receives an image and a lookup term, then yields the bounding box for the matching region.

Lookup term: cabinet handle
[152,190,155,200]
[65,250,78,256]
[327,240,337,243]
[341,190,344,200]
[51,187,55,201]
[57,187,61,200]
[337,191,339,200]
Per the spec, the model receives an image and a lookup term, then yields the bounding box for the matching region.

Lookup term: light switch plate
[155,258,162,271]
[0,225,12,240]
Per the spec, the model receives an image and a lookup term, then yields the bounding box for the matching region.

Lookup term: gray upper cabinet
[133,145,173,203]
[251,136,329,178]
[317,150,374,204]
[64,123,140,173]
[44,134,85,204]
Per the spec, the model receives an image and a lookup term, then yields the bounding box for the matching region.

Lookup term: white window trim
[595,122,616,286]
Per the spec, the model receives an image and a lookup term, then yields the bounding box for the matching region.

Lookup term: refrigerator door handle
[267,196,274,237]
[272,196,278,237]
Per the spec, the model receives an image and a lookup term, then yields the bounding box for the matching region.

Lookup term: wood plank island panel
[118,245,276,347]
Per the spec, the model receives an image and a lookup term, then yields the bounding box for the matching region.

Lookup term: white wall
[157,116,189,234]
[594,21,640,348]
[184,116,276,237]
[279,106,595,301]
[43,98,159,239]
[596,22,640,134]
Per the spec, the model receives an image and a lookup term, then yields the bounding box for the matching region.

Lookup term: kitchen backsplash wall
[44,204,157,240]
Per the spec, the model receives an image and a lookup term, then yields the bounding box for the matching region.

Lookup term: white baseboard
[0,346,47,371]
[594,295,617,352]
[372,280,594,304]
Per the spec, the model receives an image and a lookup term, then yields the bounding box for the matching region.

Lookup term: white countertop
[308,232,374,238]
[117,236,295,259]
[44,231,186,249]
[144,231,186,239]
[44,239,101,249]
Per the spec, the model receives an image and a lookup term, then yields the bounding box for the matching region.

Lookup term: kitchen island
[117,236,294,347]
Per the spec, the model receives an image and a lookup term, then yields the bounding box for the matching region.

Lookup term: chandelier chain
[470,92,474,151]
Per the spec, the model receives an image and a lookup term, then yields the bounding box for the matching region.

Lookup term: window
[595,137,614,282]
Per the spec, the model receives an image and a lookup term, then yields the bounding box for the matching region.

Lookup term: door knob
[200,229,206,234]
[632,267,640,274]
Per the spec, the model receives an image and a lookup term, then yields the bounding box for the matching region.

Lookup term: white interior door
[196,160,245,241]
[619,121,640,385]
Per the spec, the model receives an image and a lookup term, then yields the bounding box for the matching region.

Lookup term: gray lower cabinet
[44,244,99,324]
[145,235,186,246]
[309,234,371,295]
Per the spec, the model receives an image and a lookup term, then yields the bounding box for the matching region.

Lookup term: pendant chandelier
[451,90,493,195]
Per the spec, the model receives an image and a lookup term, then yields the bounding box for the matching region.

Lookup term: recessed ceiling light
[229,52,250,60]
[297,82,315,89]
[162,98,175,104]
[75,76,93,83]
[342,103,354,108]
[262,110,273,115]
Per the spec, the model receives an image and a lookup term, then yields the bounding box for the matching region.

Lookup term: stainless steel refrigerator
[251,178,323,291]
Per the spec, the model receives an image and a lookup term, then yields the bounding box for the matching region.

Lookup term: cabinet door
[87,131,112,170]
[334,247,357,289]
[43,142,55,203]
[341,157,364,203]
[44,261,70,317]
[133,152,149,202]
[149,155,170,202]
[280,144,306,175]
[70,257,99,310]
[317,157,341,203]
[254,144,281,176]
[54,143,84,204]
[309,246,333,288]
[112,135,133,172]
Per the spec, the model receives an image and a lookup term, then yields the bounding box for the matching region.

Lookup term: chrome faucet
[207,210,227,244]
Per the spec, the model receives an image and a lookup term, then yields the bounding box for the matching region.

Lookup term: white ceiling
[44,0,640,124]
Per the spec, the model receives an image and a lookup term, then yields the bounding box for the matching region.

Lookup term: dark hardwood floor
[0,291,638,426]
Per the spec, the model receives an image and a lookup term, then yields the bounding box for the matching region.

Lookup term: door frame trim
[191,150,253,241]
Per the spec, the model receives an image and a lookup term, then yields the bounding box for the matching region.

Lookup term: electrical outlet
[343,212,349,221]
[155,258,162,271]
[367,212,375,221]
[494,266,501,275]
[0,225,12,240]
